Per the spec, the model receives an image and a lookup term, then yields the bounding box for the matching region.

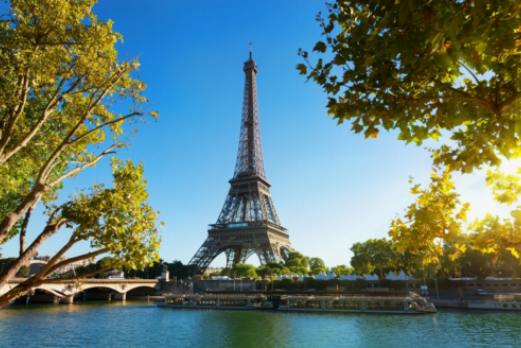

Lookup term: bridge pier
[112,292,127,302]
[64,295,74,304]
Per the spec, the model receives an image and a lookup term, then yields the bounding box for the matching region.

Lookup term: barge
[468,293,521,311]
[160,292,436,314]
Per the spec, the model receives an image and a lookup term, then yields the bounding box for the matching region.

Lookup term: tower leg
[225,249,236,269]
[189,237,222,273]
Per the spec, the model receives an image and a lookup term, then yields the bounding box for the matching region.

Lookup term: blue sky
[1,0,511,266]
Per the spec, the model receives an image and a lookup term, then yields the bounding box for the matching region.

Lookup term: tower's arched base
[189,222,291,273]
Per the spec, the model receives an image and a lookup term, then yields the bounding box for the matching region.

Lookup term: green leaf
[313,41,327,53]
[296,63,307,75]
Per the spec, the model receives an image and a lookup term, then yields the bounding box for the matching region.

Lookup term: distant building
[27,256,95,276]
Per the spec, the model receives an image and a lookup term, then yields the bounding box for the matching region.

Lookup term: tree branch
[0,77,83,164]
[43,248,110,278]
[49,145,118,187]
[459,61,480,85]
[0,217,67,289]
[38,67,127,183]
[0,68,128,242]
[30,232,79,281]
[0,183,50,244]
[67,111,143,145]
[52,265,112,281]
[0,68,30,156]
[18,207,33,258]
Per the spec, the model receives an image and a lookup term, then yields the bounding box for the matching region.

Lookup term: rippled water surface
[1,303,520,347]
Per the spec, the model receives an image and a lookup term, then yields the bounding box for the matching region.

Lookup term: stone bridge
[1,278,159,304]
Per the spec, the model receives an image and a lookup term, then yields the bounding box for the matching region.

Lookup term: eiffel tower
[189,52,292,273]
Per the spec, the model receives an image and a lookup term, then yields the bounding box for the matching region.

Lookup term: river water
[0,302,520,347]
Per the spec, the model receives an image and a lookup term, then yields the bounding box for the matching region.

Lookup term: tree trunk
[0,276,43,308]
[0,220,65,289]
[0,184,46,244]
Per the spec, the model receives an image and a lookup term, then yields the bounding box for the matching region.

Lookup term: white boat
[467,293,521,311]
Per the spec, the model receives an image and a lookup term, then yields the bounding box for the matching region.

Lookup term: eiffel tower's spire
[233,51,266,179]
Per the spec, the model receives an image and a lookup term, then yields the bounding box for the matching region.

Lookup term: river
[0,303,520,347]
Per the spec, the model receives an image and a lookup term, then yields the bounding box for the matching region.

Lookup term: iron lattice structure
[189,53,292,273]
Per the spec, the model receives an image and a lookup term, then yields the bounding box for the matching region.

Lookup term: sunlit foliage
[300,0,521,173]
[389,169,469,271]
[0,0,159,306]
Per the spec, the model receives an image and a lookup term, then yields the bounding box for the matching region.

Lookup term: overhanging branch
[49,144,118,187]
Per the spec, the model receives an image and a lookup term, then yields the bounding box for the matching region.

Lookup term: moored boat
[467,293,521,311]
[276,293,436,314]
[160,292,436,314]
[160,294,268,310]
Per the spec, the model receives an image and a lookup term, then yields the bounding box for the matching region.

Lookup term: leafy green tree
[256,262,290,278]
[284,251,310,275]
[0,161,160,305]
[126,260,165,279]
[230,263,257,279]
[168,261,196,280]
[309,257,327,275]
[350,238,397,279]
[330,264,353,276]
[389,168,469,275]
[0,0,159,306]
[458,248,494,278]
[468,211,521,275]
[299,0,521,172]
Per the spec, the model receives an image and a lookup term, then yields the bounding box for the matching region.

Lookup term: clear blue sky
[1,0,509,266]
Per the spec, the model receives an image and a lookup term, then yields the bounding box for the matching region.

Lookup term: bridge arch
[31,287,64,298]
[78,284,125,294]
[125,283,157,292]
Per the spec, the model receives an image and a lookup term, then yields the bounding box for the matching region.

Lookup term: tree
[457,248,494,278]
[299,1,521,172]
[309,257,327,275]
[230,263,257,279]
[467,211,521,276]
[330,264,353,276]
[256,262,290,278]
[126,259,165,279]
[389,168,469,275]
[0,0,159,306]
[168,261,196,280]
[0,160,160,305]
[350,238,397,279]
[284,251,310,275]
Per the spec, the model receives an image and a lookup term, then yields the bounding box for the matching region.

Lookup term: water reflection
[1,304,521,348]
[176,310,288,347]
